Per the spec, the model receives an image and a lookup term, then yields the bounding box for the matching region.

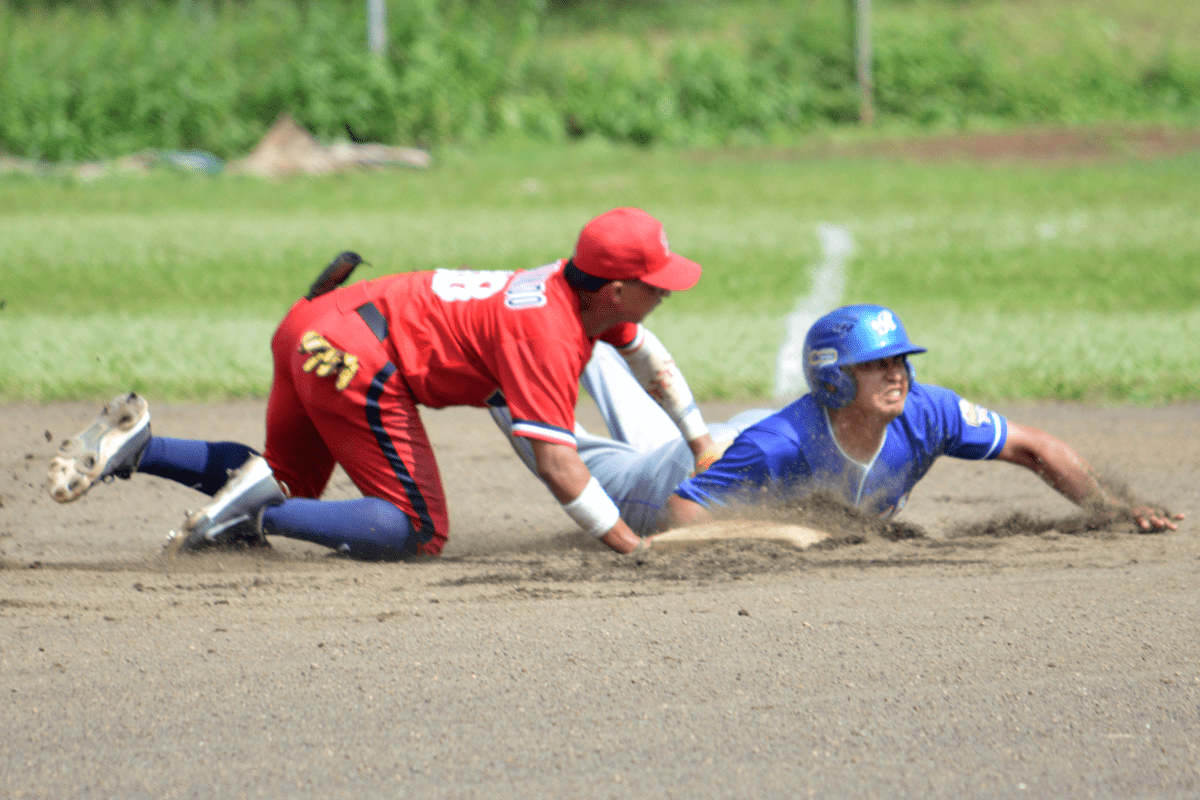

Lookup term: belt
[355,301,389,342]
[352,299,414,399]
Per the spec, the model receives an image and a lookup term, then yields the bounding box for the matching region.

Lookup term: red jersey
[351,260,636,447]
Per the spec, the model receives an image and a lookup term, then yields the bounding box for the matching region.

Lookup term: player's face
[619,279,671,322]
[847,355,908,419]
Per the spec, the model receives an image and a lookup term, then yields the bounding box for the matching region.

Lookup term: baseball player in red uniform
[47,208,715,559]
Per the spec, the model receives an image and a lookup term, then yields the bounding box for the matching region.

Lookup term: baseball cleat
[47,392,151,503]
[163,455,285,556]
[162,519,272,554]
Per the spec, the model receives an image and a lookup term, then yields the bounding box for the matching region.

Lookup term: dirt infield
[2,397,1198,798]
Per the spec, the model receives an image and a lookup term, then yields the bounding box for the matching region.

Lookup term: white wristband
[677,406,709,444]
[562,477,621,538]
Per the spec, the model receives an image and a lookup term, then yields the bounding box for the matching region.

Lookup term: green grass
[2,138,1198,403]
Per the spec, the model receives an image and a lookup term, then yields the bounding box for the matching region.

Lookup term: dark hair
[563,259,612,292]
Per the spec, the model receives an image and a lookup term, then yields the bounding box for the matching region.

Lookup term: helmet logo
[808,347,838,367]
[869,310,897,338]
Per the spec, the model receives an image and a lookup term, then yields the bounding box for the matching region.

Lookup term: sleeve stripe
[616,324,645,353]
[512,419,577,447]
[983,411,1006,459]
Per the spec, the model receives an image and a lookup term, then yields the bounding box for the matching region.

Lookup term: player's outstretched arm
[997,422,1184,532]
[618,327,714,462]
[528,438,644,554]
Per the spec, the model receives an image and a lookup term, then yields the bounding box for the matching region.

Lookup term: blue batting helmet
[803,304,927,409]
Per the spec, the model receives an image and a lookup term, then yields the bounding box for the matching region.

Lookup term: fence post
[855,0,875,125]
[368,0,387,55]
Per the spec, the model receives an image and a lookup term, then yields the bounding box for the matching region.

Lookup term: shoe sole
[163,510,256,557]
[162,527,206,558]
[47,393,150,503]
[162,521,272,557]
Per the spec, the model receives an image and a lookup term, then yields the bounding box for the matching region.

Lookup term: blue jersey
[675,383,1009,518]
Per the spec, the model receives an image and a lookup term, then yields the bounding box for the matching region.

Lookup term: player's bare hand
[629,537,651,560]
[691,437,732,475]
[687,432,715,462]
[1130,506,1184,533]
[599,521,644,555]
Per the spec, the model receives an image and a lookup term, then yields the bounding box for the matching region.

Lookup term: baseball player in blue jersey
[546,304,1183,540]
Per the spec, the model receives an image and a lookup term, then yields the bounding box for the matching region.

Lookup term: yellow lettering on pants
[299,331,360,391]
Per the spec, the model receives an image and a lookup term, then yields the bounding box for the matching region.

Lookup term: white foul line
[773,223,853,399]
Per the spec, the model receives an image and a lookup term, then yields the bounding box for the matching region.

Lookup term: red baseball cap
[572,208,701,291]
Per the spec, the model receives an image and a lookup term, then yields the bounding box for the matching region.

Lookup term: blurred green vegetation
[2,0,1199,160]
